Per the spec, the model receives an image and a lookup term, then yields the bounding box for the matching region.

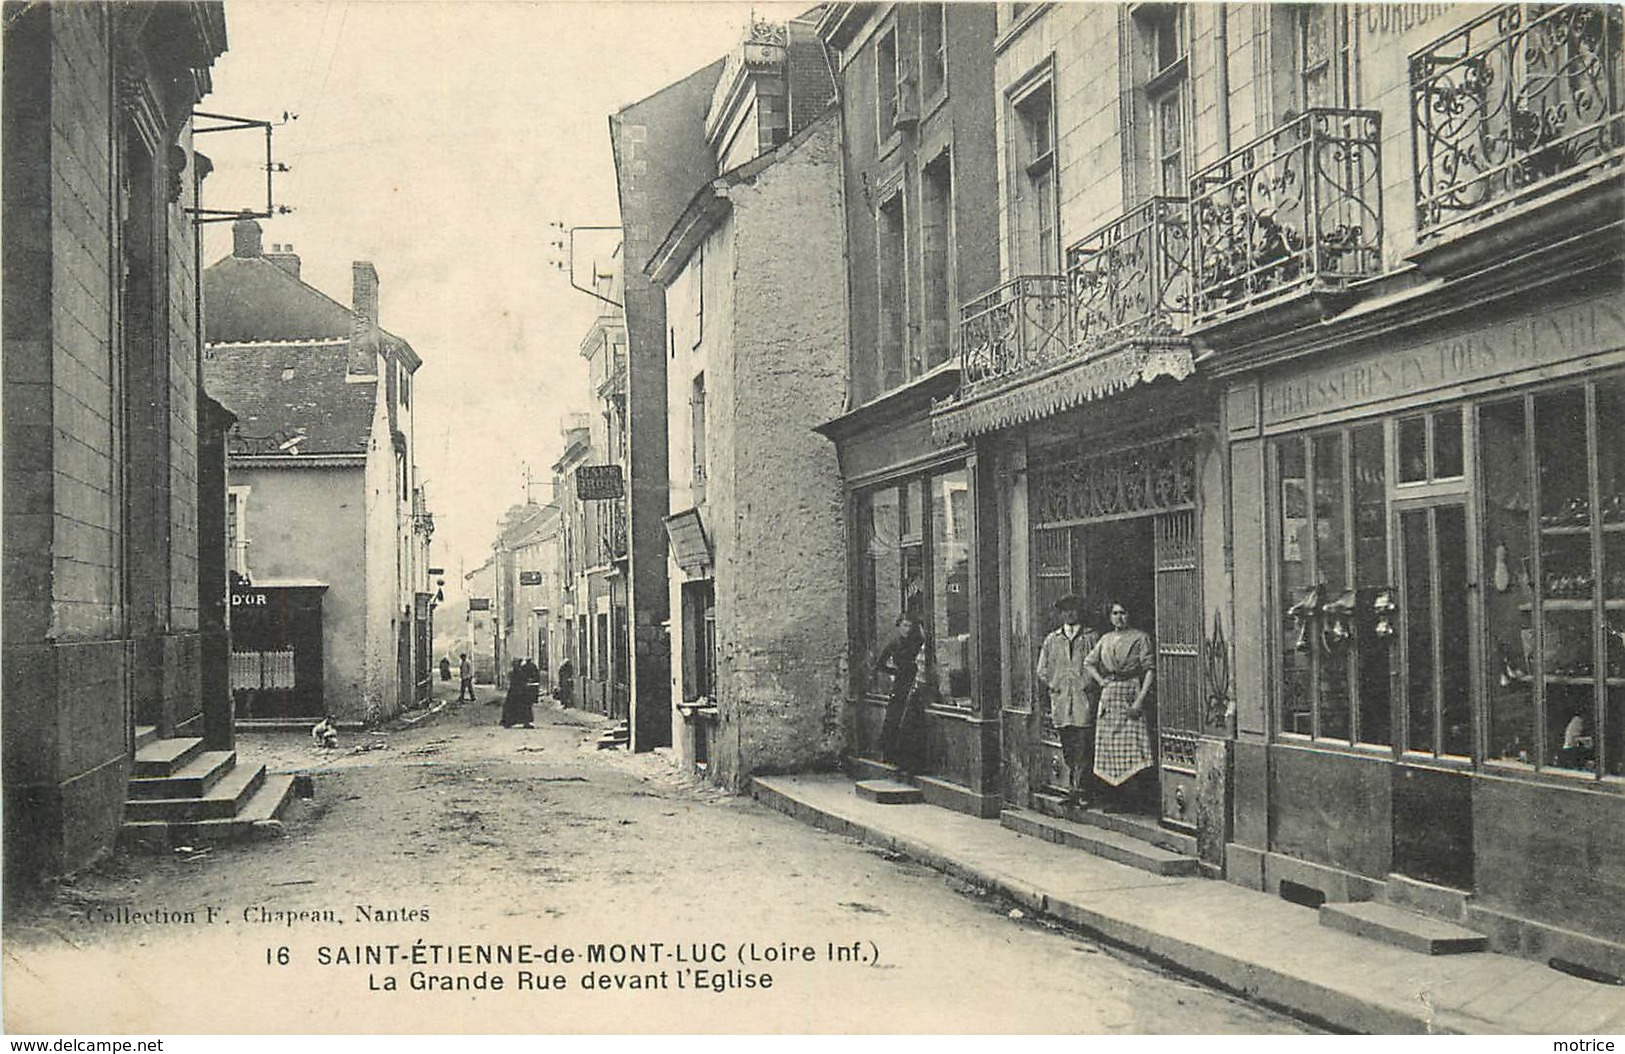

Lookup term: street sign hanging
[575,464,624,500]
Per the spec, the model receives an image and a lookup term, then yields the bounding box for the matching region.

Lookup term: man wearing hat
[1036,594,1101,806]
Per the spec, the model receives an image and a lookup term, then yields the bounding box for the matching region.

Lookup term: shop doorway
[1031,510,1202,824]
[229,584,325,719]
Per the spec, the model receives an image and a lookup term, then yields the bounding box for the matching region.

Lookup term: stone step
[134,725,159,750]
[1383,872,1472,923]
[133,737,205,778]
[1319,900,1489,955]
[846,755,899,783]
[127,751,237,800]
[1031,791,1199,857]
[1001,807,1200,877]
[120,775,299,851]
[124,763,265,822]
[854,779,923,805]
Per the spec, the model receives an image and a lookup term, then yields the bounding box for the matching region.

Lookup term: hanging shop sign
[575,464,625,500]
[664,508,712,573]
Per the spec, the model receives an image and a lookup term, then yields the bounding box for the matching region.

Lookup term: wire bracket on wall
[186,110,295,224]
[547,221,623,310]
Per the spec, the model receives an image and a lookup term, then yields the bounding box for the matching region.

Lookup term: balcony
[957,275,1070,393]
[602,499,628,562]
[1190,108,1383,326]
[939,236,1198,443]
[1068,196,1191,350]
[1411,5,1624,245]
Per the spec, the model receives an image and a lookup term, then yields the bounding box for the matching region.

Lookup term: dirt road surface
[4,688,1313,1035]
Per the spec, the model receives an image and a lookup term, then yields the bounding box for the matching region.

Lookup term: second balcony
[1190,107,1384,327]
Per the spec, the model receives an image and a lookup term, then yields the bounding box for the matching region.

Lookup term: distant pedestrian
[457,653,475,702]
[439,656,452,682]
[521,657,541,716]
[501,658,534,728]
[555,658,575,708]
[1086,599,1156,810]
[873,613,926,774]
[1036,594,1100,807]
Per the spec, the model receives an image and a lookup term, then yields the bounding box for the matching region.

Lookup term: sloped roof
[204,255,355,344]
[204,341,375,456]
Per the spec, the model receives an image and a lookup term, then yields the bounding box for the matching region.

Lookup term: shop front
[228,579,326,720]
[961,381,1228,859]
[820,370,1003,817]
[1222,286,1625,977]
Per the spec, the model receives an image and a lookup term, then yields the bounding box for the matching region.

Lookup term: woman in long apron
[1085,599,1155,809]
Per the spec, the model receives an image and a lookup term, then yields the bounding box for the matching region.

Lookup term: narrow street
[5,689,1311,1035]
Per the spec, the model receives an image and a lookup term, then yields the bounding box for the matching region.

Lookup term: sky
[198,0,809,592]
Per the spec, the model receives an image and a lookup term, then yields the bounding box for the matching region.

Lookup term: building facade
[463,554,497,684]
[205,219,431,726]
[611,59,727,753]
[901,1,1624,977]
[549,414,630,722]
[815,1,1004,815]
[1203,3,1625,977]
[489,500,557,684]
[642,12,849,785]
[2,2,231,879]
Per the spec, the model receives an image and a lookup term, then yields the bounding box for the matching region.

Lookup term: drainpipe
[1215,4,1232,156]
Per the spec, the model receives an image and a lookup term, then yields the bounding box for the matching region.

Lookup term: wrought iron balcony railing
[1412,4,1624,241]
[1067,196,1191,350]
[958,275,1070,390]
[603,498,628,561]
[1191,107,1383,325]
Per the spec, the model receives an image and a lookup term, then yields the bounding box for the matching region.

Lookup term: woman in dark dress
[500,658,534,728]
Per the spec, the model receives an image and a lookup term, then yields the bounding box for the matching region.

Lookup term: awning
[932,340,1195,443]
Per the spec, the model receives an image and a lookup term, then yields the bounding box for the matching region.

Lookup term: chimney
[353,261,379,326]
[232,215,263,258]
[264,242,301,280]
[349,261,381,376]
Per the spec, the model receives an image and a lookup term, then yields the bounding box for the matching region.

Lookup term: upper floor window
[400,369,410,408]
[690,372,708,501]
[877,188,909,390]
[1011,73,1059,275]
[689,248,704,349]
[1270,4,1356,126]
[1294,4,1355,112]
[920,150,955,372]
[1137,4,1190,197]
[920,3,947,102]
[876,25,900,146]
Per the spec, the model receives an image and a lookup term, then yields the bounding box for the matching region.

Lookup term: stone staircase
[1001,792,1201,877]
[120,725,297,849]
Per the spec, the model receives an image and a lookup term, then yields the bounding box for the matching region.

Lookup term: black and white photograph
[3,0,1625,1039]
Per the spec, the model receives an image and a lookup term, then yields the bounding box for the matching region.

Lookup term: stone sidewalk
[751,772,1625,1036]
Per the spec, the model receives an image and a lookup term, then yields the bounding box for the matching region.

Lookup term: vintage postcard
[4,0,1624,1039]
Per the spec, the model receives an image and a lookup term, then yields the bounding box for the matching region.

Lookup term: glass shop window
[857,466,974,709]
[1274,426,1392,745]
[1480,373,1625,780]
[1397,407,1464,484]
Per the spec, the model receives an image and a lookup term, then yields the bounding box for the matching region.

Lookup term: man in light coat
[1036,594,1100,806]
